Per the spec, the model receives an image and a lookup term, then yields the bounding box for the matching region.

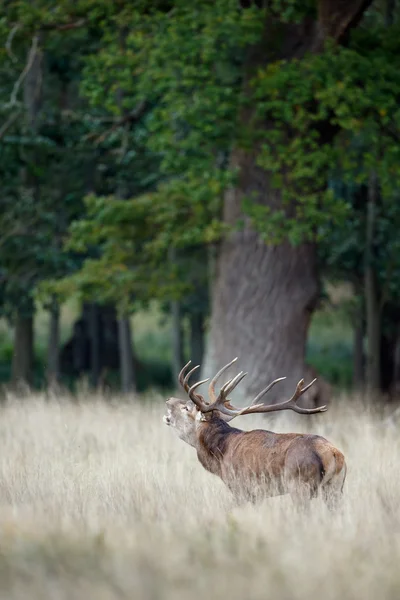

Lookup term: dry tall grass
[0,390,398,600]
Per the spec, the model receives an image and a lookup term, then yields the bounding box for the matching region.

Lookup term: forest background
[1,0,399,405]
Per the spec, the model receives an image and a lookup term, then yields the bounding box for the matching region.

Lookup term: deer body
[195,415,346,505]
[164,358,347,508]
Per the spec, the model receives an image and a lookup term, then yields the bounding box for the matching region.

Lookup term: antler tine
[220,371,248,398]
[292,378,316,398]
[183,365,200,390]
[208,357,238,402]
[196,371,248,414]
[178,360,192,391]
[188,378,210,411]
[251,377,287,405]
[282,378,327,414]
[208,372,244,407]
[177,359,242,414]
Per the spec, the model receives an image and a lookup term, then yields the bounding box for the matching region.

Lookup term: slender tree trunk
[171,300,184,383]
[118,314,136,393]
[46,298,60,388]
[169,246,185,383]
[11,34,42,390]
[88,303,100,387]
[386,0,395,27]
[393,325,400,398]
[190,312,205,382]
[203,2,372,405]
[72,319,88,375]
[380,332,395,395]
[352,290,364,390]
[364,172,380,395]
[364,171,381,396]
[353,313,364,391]
[12,311,34,387]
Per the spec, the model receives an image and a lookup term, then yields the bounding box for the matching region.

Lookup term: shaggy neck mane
[198,415,242,460]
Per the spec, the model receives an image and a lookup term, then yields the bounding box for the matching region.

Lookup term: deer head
[163,397,198,447]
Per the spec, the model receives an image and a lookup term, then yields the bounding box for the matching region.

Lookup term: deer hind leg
[321,461,347,511]
[289,483,315,512]
[285,452,322,512]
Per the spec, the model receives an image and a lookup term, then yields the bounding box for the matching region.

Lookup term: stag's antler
[178,359,327,419]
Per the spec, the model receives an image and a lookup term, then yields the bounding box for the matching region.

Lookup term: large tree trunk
[203,1,373,405]
[12,311,34,387]
[203,165,320,404]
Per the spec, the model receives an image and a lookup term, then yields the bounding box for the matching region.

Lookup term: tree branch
[318,0,375,42]
[5,24,20,63]
[85,100,148,144]
[39,19,86,32]
[5,34,39,109]
[0,109,20,140]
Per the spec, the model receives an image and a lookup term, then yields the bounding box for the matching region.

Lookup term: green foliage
[245,25,400,242]
[43,0,263,309]
[0,4,98,318]
[62,2,400,302]
[307,307,353,388]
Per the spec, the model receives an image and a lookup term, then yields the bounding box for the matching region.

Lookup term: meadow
[0,388,397,599]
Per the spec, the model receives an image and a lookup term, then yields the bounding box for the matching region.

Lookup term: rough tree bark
[203,0,373,405]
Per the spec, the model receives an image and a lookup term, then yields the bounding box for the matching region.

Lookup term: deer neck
[195,415,242,477]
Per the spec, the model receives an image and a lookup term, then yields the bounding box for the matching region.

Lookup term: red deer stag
[164,358,346,509]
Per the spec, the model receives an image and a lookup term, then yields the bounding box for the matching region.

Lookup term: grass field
[0,390,397,599]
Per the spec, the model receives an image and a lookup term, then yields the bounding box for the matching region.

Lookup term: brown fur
[164,399,346,509]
